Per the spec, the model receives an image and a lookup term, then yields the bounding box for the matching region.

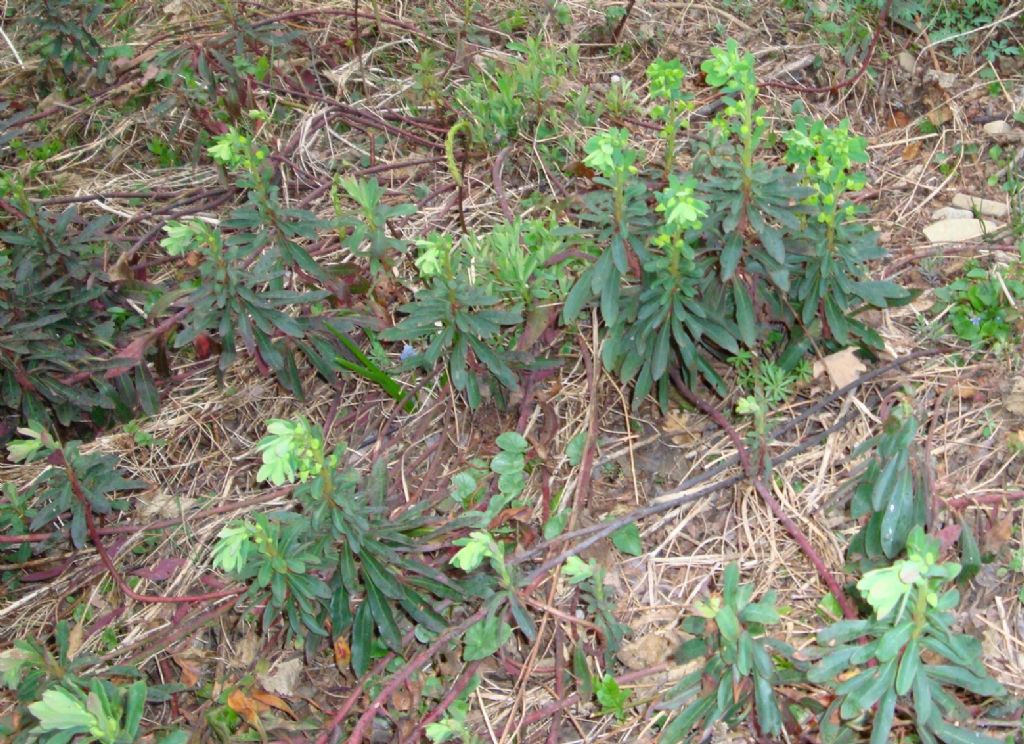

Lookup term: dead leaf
[390,684,415,712]
[901,141,921,160]
[173,654,203,687]
[887,110,910,129]
[251,689,296,719]
[662,410,698,446]
[934,523,961,553]
[66,620,84,660]
[812,347,867,390]
[137,491,196,520]
[231,630,259,669]
[227,689,263,728]
[1003,377,1024,416]
[926,103,953,127]
[983,513,1014,553]
[131,558,187,582]
[953,383,979,401]
[333,636,351,673]
[257,657,303,698]
[108,252,133,283]
[616,630,679,671]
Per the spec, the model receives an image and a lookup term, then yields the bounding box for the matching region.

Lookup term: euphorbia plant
[809,526,1006,744]
[646,58,694,178]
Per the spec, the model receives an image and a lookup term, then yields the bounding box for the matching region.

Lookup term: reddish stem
[55,449,242,605]
[668,370,858,619]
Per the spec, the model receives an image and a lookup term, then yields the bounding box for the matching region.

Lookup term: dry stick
[313,648,400,744]
[408,660,484,741]
[611,0,638,43]
[326,606,489,744]
[55,449,242,605]
[512,347,943,574]
[492,145,515,223]
[667,370,858,619]
[570,330,600,529]
[0,486,292,546]
[764,0,894,95]
[520,662,671,727]
[882,240,1018,278]
[944,491,1024,510]
[109,595,240,666]
[546,621,567,744]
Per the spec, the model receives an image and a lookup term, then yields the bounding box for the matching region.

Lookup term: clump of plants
[212,417,464,666]
[558,40,908,409]
[931,260,1024,353]
[658,407,1006,742]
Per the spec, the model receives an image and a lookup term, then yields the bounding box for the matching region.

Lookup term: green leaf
[351,601,374,677]
[573,643,593,699]
[817,619,872,646]
[508,593,537,642]
[490,451,524,476]
[156,732,192,744]
[876,621,914,662]
[28,687,97,733]
[566,432,587,467]
[740,599,780,625]
[660,694,715,744]
[495,432,528,453]
[123,680,147,739]
[927,719,1004,744]
[450,531,495,573]
[957,517,981,583]
[611,523,643,556]
[895,638,920,695]
[914,668,936,728]
[925,665,1006,698]
[543,509,569,539]
[753,673,781,735]
[732,281,756,347]
[720,233,742,280]
[714,605,741,643]
[870,688,897,744]
[463,616,512,661]
[595,674,631,720]
[366,581,402,651]
[847,659,897,718]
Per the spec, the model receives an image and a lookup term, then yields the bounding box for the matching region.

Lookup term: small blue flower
[400,344,416,362]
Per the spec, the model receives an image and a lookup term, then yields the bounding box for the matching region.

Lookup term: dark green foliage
[380,232,523,409]
[561,42,908,409]
[332,177,416,276]
[26,0,109,88]
[0,182,146,429]
[3,427,146,551]
[453,37,579,149]
[809,528,1006,744]
[661,564,793,742]
[213,419,464,663]
[0,620,186,743]
[847,407,928,564]
[163,128,412,401]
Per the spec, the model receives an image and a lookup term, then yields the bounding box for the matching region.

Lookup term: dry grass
[1,0,1023,741]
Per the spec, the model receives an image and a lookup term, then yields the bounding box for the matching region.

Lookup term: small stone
[924,69,957,90]
[931,207,973,220]
[897,51,917,74]
[983,120,1012,136]
[923,218,1003,243]
[951,192,1010,218]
